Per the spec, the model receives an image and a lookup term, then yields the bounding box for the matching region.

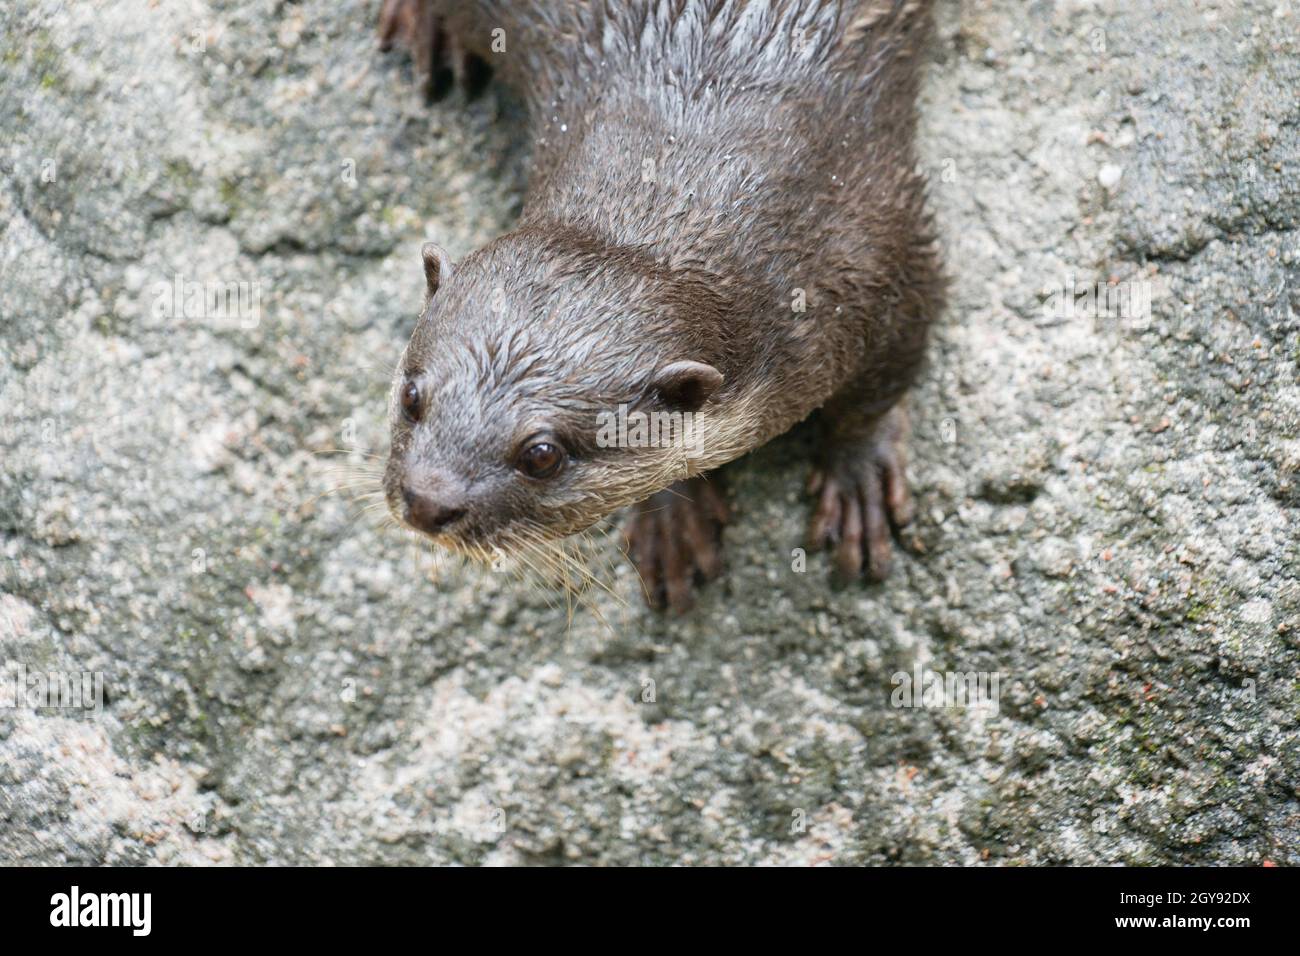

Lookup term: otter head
[383,231,728,561]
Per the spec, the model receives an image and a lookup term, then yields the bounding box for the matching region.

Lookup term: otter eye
[516,440,564,479]
[399,380,422,423]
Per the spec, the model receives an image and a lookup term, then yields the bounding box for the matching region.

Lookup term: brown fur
[380,0,945,598]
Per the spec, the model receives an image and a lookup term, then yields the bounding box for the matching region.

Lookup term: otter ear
[421,242,453,297]
[649,360,723,412]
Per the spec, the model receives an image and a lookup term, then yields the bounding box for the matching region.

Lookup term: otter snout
[401,481,466,536]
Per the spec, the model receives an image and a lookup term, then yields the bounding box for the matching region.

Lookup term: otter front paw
[625,477,729,613]
[808,407,915,582]
[377,0,490,100]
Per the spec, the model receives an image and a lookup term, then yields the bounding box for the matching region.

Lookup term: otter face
[383,240,724,560]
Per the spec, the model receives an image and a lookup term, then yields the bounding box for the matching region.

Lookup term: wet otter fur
[378,0,944,612]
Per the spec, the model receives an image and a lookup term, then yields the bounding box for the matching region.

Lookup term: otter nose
[402,484,466,534]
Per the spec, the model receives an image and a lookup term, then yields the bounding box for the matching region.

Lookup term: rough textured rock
[1,0,1296,865]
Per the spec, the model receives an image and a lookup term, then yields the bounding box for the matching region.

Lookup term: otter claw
[808,408,914,583]
[625,477,729,613]
[377,0,491,101]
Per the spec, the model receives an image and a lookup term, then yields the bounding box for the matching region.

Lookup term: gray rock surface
[1,0,1296,865]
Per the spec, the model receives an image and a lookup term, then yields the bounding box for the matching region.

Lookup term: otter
[378,0,944,612]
